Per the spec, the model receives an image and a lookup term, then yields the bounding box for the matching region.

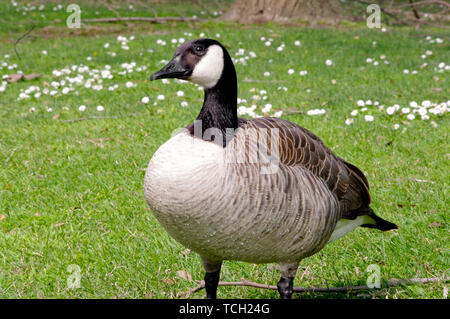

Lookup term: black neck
[193,51,238,145]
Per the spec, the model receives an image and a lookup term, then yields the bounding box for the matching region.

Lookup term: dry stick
[82,17,205,24]
[395,0,450,9]
[14,25,35,60]
[354,0,400,21]
[356,0,449,27]
[129,0,159,18]
[409,0,421,20]
[100,0,121,18]
[179,277,448,298]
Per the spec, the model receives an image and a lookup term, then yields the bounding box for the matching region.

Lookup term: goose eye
[194,46,204,52]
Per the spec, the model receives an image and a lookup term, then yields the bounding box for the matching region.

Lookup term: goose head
[150,39,238,145]
[150,38,233,90]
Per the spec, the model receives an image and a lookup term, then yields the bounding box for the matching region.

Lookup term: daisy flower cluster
[102,35,136,57]
[12,1,47,15]
[237,88,282,118]
[0,76,9,93]
[141,78,190,107]
[436,62,450,73]
[0,54,18,71]
[156,36,186,47]
[365,55,389,66]
[117,35,135,51]
[345,99,448,129]
[232,48,257,66]
[16,54,150,104]
[259,36,302,54]
[425,36,444,44]
[306,109,326,116]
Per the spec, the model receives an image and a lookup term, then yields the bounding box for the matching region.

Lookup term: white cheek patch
[189,45,224,89]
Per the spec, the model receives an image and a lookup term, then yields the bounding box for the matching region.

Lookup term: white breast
[144,130,225,214]
[144,129,340,263]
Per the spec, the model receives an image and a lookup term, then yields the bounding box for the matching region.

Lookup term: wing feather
[239,117,370,214]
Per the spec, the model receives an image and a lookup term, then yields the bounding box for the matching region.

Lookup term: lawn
[0,1,448,299]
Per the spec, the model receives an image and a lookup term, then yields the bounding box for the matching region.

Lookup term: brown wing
[239,117,371,215]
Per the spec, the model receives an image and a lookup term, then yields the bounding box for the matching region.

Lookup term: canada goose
[144,38,397,299]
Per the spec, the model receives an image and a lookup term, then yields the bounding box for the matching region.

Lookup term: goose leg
[201,256,222,299]
[277,262,299,299]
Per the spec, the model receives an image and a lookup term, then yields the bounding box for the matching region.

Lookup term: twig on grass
[177,276,449,298]
[14,25,36,60]
[408,0,421,20]
[82,17,205,24]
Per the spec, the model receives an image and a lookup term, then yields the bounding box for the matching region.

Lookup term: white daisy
[364,115,374,122]
[386,106,395,115]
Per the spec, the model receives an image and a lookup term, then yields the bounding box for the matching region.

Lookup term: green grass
[0,1,449,299]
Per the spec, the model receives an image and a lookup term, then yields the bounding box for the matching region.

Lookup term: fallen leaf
[162,278,175,285]
[176,270,192,281]
[136,121,145,129]
[7,74,24,82]
[54,222,65,227]
[180,248,191,256]
[6,73,41,82]
[0,214,6,221]
[428,222,441,228]
[23,73,41,81]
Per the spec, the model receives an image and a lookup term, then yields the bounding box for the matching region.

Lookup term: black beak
[150,56,189,81]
